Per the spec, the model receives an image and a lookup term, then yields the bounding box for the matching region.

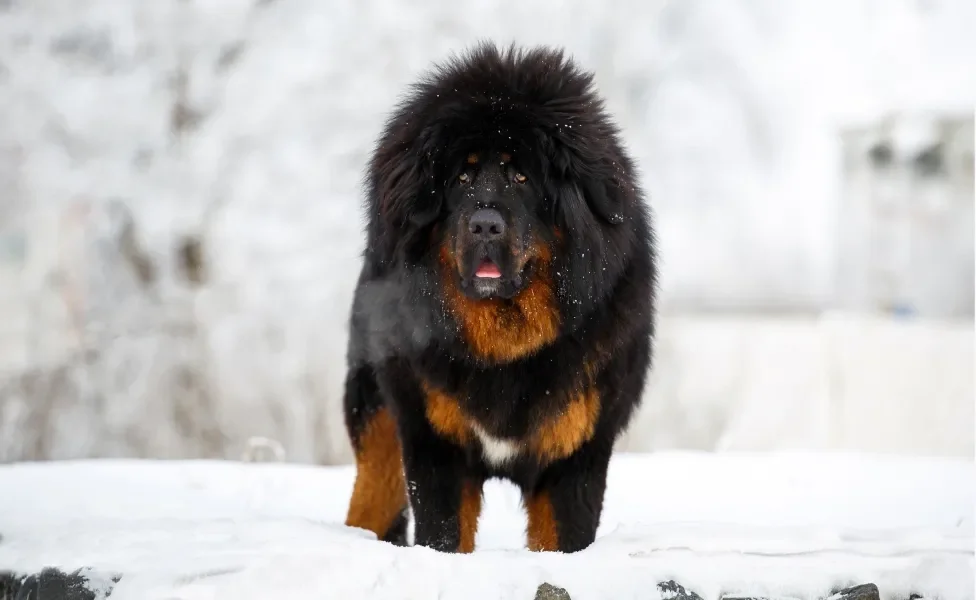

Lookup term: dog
[341,41,656,553]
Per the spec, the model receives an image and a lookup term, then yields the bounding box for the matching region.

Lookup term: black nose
[468,208,506,240]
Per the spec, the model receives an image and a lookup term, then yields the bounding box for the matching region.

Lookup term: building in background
[837,113,974,319]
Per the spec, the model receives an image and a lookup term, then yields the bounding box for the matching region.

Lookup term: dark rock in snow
[720,582,884,600]
[658,580,705,600]
[0,571,17,596]
[720,595,797,599]
[534,582,572,600]
[535,583,572,600]
[0,567,120,600]
[826,583,881,600]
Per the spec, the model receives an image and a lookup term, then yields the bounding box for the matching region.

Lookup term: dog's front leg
[400,426,483,553]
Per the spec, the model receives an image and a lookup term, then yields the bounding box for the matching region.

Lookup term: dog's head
[438,147,553,300]
[365,42,650,327]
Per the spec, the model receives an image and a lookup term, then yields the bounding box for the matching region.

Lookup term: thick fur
[342,42,656,554]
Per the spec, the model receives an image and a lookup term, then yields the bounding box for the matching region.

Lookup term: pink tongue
[475,261,502,279]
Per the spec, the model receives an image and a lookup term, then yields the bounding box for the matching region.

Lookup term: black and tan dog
[342,42,656,554]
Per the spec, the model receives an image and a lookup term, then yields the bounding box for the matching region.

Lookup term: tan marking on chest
[423,383,472,445]
[439,242,560,364]
[529,386,601,464]
[424,383,520,465]
[424,379,601,466]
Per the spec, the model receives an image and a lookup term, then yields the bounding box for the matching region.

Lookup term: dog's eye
[459,173,470,184]
[514,173,527,184]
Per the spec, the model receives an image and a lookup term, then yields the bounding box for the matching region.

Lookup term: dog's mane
[361,41,655,329]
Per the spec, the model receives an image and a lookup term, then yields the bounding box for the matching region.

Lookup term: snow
[1,452,972,599]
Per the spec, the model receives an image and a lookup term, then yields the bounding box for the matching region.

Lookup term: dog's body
[342,43,656,553]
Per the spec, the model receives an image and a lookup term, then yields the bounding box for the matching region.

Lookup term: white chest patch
[470,423,521,466]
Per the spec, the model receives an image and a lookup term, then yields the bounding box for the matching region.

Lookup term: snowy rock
[534,582,572,600]
[825,583,881,600]
[0,567,119,600]
[720,595,802,600]
[720,582,882,600]
[659,580,704,600]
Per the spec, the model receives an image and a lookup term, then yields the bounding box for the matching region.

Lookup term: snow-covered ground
[0,452,972,599]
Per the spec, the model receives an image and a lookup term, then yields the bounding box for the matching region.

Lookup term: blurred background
[0,0,972,465]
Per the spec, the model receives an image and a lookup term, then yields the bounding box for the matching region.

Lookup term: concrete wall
[619,312,974,458]
[2,309,971,463]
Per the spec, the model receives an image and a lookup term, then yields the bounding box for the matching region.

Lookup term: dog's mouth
[457,248,532,300]
[474,258,502,279]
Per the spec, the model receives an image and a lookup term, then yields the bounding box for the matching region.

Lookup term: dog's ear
[407,188,442,229]
[551,146,625,226]
[376,154,437,227]
[368,133,443,266]
[404,124,449,229]
[581,178,625,225]
[554,181,599,234]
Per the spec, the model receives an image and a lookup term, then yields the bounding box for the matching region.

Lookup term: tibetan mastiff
[342,42,656,554]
